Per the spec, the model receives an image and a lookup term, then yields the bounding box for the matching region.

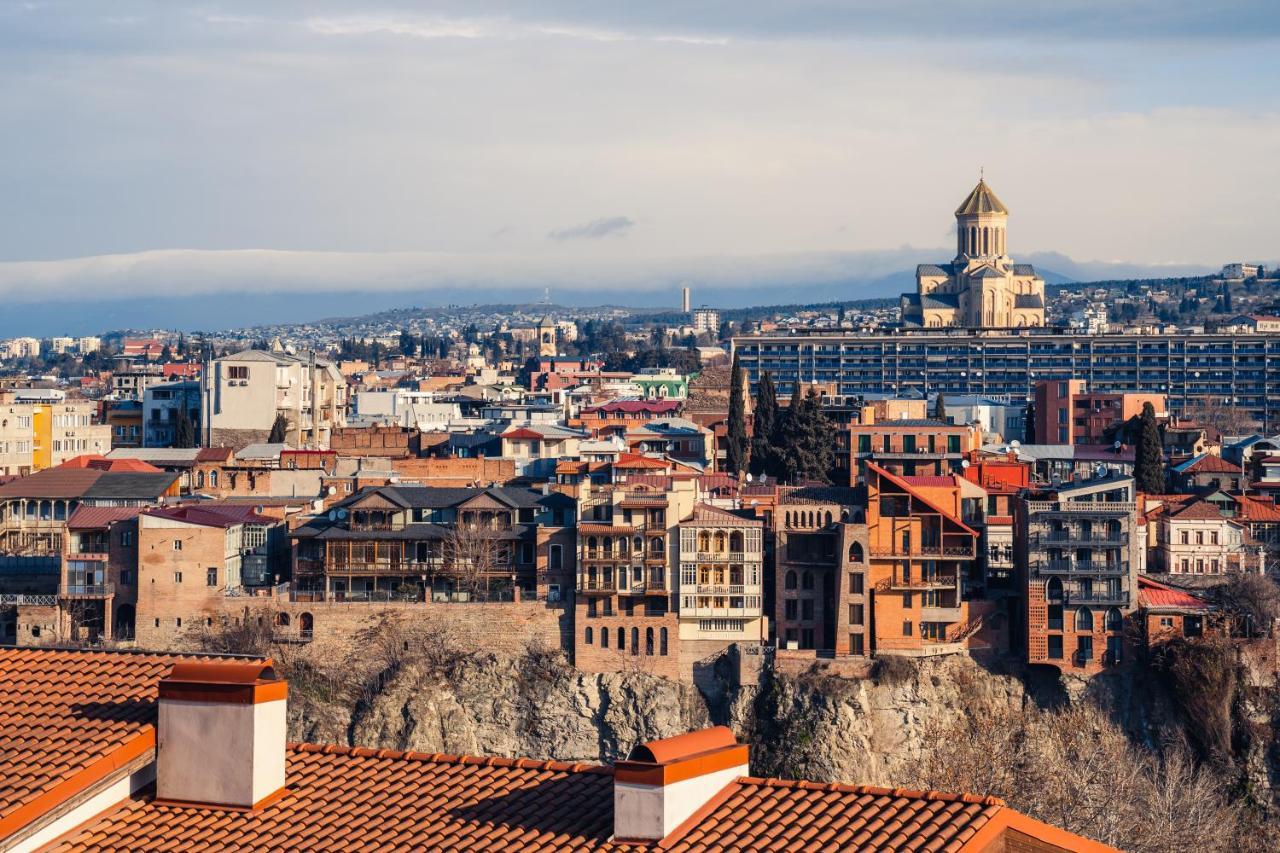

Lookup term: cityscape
[2,3,1279,852]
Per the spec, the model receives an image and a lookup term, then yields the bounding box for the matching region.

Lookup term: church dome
[955,179,1008,216]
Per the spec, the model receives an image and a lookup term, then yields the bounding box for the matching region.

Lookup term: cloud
[547,216,635,241]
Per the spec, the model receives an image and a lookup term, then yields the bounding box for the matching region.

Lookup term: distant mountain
[0,247,1222,337]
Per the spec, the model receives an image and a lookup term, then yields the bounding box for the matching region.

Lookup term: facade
[292,485,576,602]
[142,381,202,448]
[772,489,869,656]
[1154,500,1261,575]
[901,180,1045,328]
[848,413,982,480]
[676,503,767,662]
[0,401,111,474]
[691,307,720,335]
[202,349,347,449]
[58,507,140,644]
[537,315,557,358]
[733,329,1280,432]
[1032,380,1166,446]
[1019,474,1143,676]
[865,464,982,655]
[0,404,34,476]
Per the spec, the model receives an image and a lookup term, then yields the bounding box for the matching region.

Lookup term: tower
[538,316,557,358]
[954,178,1008,260]
[682,286,691,314]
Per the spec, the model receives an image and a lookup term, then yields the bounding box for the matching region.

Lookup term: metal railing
[695,584,748,596]
[1033,532,1128,548]
[0,593,56,606]
[60,583,115,597]
[1037,560,1127,575]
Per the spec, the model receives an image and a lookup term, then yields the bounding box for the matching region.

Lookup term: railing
[1033,532,1128,548]
[869,544,976,559]
[644,578,667,592]
[695,584,748,596]
[60,583,115,598]
[876,573,959,592]
[1026,501,1136,515]
[0,593,56,606]
[1037,560,1127,575]
[1064,591,1129,606]
[578,578,617,592]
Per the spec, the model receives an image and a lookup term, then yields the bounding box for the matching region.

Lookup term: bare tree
[1181,395,1260,436]
[441,518,509,598]
[1213,572,1280,637]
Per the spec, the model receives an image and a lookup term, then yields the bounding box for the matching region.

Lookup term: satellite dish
[1095,464,1108,479]
[1010,440,1021,448]
[337,509,348,520]
[328,510,336,521]
[327,485,337,496]
[960,459,970,469]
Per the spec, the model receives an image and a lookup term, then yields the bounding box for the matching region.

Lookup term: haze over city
[2,0,1277,323]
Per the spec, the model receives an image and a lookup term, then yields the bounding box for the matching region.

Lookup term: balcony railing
[1027,501,1135,516]
[878,573,959,592]
[60,583,115,598]
[1033,532,1128,548]
[691,551,749,562]
[869,544,976,559]
[1037,560,1128,575]
[578,578,617,592]
[694,584,748,596]
[1063,591,1129,606]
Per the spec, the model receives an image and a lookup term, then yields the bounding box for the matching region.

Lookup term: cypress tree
[268,413,290,445]
[173,408,196,449]
[726,354,748,475]
[932,393,948,423]
[749,372,779,477]
[778,387,833,484]
[1135,402,1165,493]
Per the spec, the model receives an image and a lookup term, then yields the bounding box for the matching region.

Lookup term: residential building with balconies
[677,503,766,663]
[1019,473,1144,676]
[202,348,347,450]
[865,463,982,656]
[573,479,695,680]
[849,411,982,480]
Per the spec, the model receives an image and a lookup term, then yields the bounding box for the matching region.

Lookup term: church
[900,179,1046,328]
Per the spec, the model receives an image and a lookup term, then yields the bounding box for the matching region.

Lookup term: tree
[442,516,506,598]
[173,408,197,449]
[268,413,290,445]
[932,393,947,423]
[1213,572,1280,637]
[1134,402,1165,493]
[726,353,748,475]
[777,387,834,484]
[750,372,780,477]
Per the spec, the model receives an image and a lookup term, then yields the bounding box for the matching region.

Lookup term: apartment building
[202,349,347,449]
[0,405,34,476]
[291,485,576,602]
[1019,474,1144,675]
[676,503,767,662]
[864,464,983,655]
[733,329,1280,432]
[772,488,870,656]
[0,401,110,474]
[1033,380,1166,446]
[848,409,982,480]
[134,505,286,648]
[574,480,695,680]
[142,381,201,447]
[1153,500,1262,575]
[57,507,141,644]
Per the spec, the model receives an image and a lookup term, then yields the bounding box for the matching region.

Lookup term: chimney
[156,661,288,809]
[613,727,748,842]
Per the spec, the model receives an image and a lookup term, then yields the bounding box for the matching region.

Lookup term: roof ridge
[737,776,1006,806]
[285,742,612,774]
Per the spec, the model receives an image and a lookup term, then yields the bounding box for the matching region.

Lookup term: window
[601,628,609,648]
[801,599,814,621]
[850,604,864,625]
[173,540,183,551]
[1159,616,1174,628]
[849,573,864,594]
[660,627,668,655]
[802,572,814,590]
[947,435,961,453]
[121,569,134,585]
[521,543,535,564]
[631,627,639,656]
[850,633,864,655]
[784,571,797,590]
[173,571,183,584]
[617,627,625,650]
[1075,607,1093,632]
[206,568,217,587]
[587,599,597,617]
[645,627,654,656]
[785,599,798,620]
[176,617,182,627]
[901,591,911,608]
[228,366,249,380]
[1047,635,1064,659]
[584,627,593,645]
[549,544,563,570]
[902,620,913,637]
[857,435,871,452]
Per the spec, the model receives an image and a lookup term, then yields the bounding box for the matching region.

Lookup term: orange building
[849,411,982,481]
[864,463,982,655]
[1033,379,1166,446]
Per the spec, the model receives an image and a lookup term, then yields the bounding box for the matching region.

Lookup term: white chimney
[613,727,748,843]
[156,661,288,809]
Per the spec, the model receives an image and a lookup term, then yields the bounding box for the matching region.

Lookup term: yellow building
[901,179,1046,329]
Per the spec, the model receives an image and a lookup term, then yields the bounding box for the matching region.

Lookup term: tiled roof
[66,506,143,530]
[143,505,275,528]
[954,179,1008,215]
[0,468,103,499]
[1235,496,1280,522]
[917,263,953,277]
[921,293,961,309]
[1178,454,1242,474]
[1014,293,1043,309]
[1138,576,1212,612]
[0,648,260,841]
[60,455,163,474]
[1169,501,1226,521]
[82,472,179,501]
[1011,263,1038,276]
[686,503,760,527]
[585,400,681,414]
[901,475,958,488]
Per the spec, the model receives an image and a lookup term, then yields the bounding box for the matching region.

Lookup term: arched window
[650,537,663,555]
[1075,607,1093,632]
[785,570,797,590]
[275,612,290,627]
[208,470,218,488]
[802,571,814,591]
[729,531,744,552]
[699,531,711,551]
[299,612,314,636]
[660,627,668,655]
[848,542,864,563]
[1046,577,1063,601]
[646,627,654,656]
[587,536,597,553]
[714,531,727,553]
[1105,608,1123,632]
[824,511,832,526]
[585,627,593,645]
[631,627,639,656]
[617,627,625,650]
[601,628,609,648]
[196,471,205,488]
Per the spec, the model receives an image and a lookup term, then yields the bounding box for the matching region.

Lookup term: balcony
[869,544,976,560]
[690,551,748,563]
[1037,560,1127,575]
[60,583,115,599]
[879,573,959,592]
[578,578,617,593]
[1064,591,1129,607]
[1033,532,1128,548]
[921,605,963,623]
[694,584,749,596]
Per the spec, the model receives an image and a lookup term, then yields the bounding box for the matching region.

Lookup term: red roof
[1138,577,1212,612]
[614,453,670,470]
[0,648,264,842]
[1169,501,1227,521]
[66,506,143,530]
[1236,496,1280,522]
[901,475,958,488]
[585,400,681,415]
[143,505,274,528]
[501,427,545,440]
[59,455,163,474]
[1181,455,1242,474]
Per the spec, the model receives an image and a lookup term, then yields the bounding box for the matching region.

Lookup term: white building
[48,337,76,354]
[1,338,41,360]
[77,336,102,354]
[202,349,347,449]
[691,308,720,335]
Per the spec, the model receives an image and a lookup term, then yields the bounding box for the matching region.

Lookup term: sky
[0,1,1278,309]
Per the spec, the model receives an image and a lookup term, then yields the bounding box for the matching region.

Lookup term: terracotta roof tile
[0,648,264,841]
